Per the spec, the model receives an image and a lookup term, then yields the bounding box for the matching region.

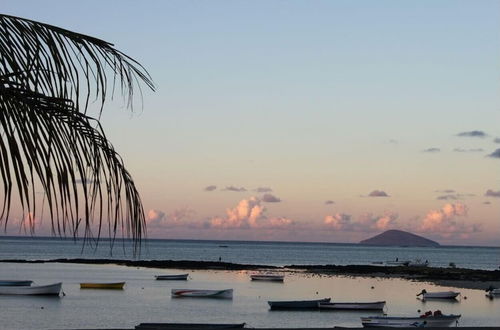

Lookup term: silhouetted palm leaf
[0,14,154,250]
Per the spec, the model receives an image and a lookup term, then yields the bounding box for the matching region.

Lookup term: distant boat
[0,282,62,295]
[155,274,189,281]
[408,259,429,267]
[417,289,460,299]
[0,280,33,286]
[171,289,233,298]
[268,298,330,310]
[361,313,461,327]
[486,287,500,298]
[319,301,386,310]
[80,282,125,289]
[385,260,410,266]
[135,323,245,330]
[250,274,284,282]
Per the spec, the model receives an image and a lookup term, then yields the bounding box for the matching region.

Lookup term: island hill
[359,229,440,247]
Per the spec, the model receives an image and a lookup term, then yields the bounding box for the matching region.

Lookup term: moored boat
[0,282,62,295]
[268,298,330,310]
[171,288,233,298]
[155,274,189,281]
[250,274,284,282]
[385,260,410,266]
[486,287,500,298]
[319,301,386,310]
[80,282,125,289]
[361,313,461,327]
[417,289,460,299]
[0,280,33,286]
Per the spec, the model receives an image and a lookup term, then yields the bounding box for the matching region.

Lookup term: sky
[2,0,500,246]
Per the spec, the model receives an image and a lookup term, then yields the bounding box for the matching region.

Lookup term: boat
[319,301,386,310]
[417,289,460,299]
[155,274,189,281]
[171,289,233,298]
[250,274,284,282]
[0,280,33,286]
[0,282,62,295]
[135,323,245,330]
[385,260,410,266]
[268,298,330,310]
[361,313,461,327]
[486,287,500,298]
[80,282,125,289]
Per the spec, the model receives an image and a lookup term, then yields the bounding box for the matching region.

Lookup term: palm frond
[0,14,154,249]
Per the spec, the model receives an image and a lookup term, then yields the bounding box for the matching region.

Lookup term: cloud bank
[456,130,487,138]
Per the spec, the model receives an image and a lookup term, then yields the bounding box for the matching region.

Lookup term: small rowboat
[0,280,33,286]
[80,282,125,289]
[250,274,284,282]
[486,287,500,298]
[417,289,460,299]
[361,314,461,327]
[155,274,189,281]
[0,282,62,295]
[171,289,233,298]
[268,298,330,310]
[319,301,386,310]
[135,323,245,330]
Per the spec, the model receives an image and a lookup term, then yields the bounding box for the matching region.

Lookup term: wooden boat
[250,274,284,282]
[155,274,189,281]
[135,323,245,330]
[268,298,330,310]
[0,282,61,295]
[0,280,33,286]
[80,282,125,289]
[361,314,461,327]
[171,288,233,298]
[319,301,386,310]
[417,289,460,299]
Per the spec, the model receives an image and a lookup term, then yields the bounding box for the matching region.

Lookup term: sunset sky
[3,1,500,246]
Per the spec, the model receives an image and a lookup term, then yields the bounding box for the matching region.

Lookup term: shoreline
[1,258,499,290]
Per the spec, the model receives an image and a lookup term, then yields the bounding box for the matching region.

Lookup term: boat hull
[319,301,386,310]
[0,280,33,286]
[250,275,284,282]
[486,289,500,298]
[361,315,460,327]
[0,282,62,295]
[171,289,233,298]
[80,282,125,289]
[155,274,189,280]
[136,323,245,330]
[422,291,460,299]
[268,298,331,310]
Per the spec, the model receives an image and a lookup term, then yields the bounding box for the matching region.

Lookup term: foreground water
[1,236,499,270]
[0,262,499,329]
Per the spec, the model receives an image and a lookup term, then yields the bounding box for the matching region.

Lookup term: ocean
[0,236,499,270]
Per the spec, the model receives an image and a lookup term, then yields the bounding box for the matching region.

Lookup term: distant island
[359,229,440,247]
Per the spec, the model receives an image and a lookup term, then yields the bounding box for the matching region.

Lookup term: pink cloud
[210,197,293,229]
[147,208,195,227]
[324,213,352,230]
[324,212,397,232]
[418,202,479,235]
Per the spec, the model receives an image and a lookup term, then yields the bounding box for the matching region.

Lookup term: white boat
[319,301,386,310]
[385,260,410,266]
[155,274,189,280]
[250,274,284,282]
[417,289,460,299]
[268,298,330,310]
[171,289,233,298]
[486,287,500,298]
[0,282,62,296]
[361,314,461,327]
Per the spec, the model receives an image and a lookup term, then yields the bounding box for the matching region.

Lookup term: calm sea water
[0,236,499,270]
[0,262,499,329]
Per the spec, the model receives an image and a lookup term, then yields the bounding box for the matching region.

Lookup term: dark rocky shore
[2,258,499,290]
